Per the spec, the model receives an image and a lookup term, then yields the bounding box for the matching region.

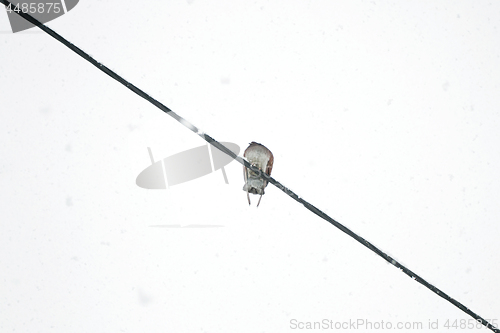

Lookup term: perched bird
[243,142,274,207]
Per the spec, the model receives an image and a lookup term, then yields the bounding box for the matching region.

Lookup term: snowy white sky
[1,1,500,332]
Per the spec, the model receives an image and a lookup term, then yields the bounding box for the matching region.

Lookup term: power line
[2,2,497,331]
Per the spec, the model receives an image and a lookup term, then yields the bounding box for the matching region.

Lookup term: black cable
[2,1,497,331]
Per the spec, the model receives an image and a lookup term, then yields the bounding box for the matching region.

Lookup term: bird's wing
[243,164,248,184]
[243,147,249,184]
[266,151,274,176]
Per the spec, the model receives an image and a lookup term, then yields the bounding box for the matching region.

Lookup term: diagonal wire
[2,1,498,331]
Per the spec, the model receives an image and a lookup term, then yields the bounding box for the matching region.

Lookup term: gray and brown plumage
[243,142,274,207]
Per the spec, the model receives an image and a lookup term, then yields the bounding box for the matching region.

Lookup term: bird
[243,142,274,207]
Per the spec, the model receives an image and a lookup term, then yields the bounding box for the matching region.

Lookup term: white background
[1,1,499,332]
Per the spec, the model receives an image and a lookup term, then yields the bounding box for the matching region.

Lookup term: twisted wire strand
[2,1,497,331]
